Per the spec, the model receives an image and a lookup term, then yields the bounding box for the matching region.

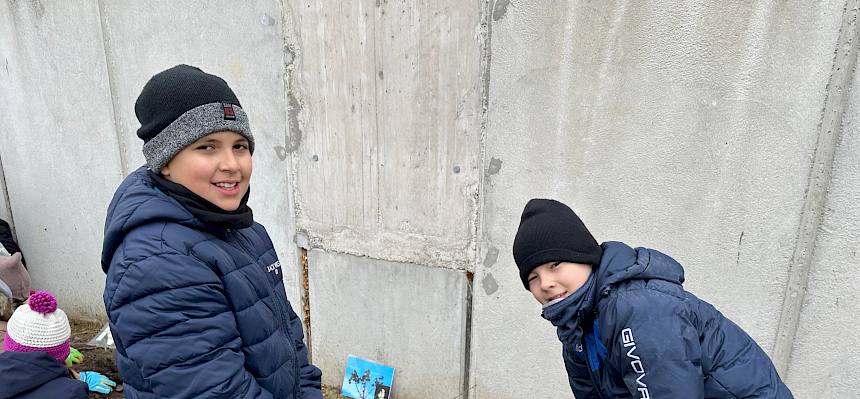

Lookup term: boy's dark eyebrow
[196,137,248,144]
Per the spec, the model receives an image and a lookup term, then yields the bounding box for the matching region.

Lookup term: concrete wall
[1,1,858,398]
[0,1,122,318]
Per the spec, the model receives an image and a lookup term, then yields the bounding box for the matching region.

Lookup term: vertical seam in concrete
[464,1,495,398]
[773,0,859,375]
[96,0,129,177]
[279,0,313,356]
[280,5,305,230]
[0,154,16,237]
[372,2,383,228]
[300,248,312,360]
[279,0,303,228]
[461,271,474,399]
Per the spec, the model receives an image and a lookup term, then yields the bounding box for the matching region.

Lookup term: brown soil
[69,319,124,399]
[323,385,349,399]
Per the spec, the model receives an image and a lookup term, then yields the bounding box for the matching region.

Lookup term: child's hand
[65,347,84,367]
[78,371,117,394]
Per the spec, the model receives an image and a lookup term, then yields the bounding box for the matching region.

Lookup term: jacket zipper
[581,324,608,399]
[271,286,301,397]
[228,229,301,397]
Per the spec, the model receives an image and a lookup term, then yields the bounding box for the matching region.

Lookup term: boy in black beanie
[513,199,793,398]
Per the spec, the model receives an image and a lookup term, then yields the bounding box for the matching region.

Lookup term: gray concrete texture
[0,0,857,398]
[0,1,123,318]
[308,249,468,399]
[289,0,484,271]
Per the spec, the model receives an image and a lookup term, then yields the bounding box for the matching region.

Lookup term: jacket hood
[101,166,203,273]
[0,351,71,397]
[593,241,686,297]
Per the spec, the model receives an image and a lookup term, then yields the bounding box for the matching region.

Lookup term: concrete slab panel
[289,0,483,269]
[784,59,860,399]
[0,0,122,319]
[471,2,845,397]
[98,1,305,318]
[308,250,468,398]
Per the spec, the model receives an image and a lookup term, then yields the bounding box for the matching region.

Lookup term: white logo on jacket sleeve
[267,261,281,275]
[621,327,650,399]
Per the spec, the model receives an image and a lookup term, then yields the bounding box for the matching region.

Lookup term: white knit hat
[3,291,71,362]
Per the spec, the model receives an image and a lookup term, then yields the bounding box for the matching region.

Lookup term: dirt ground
[323,385,349,399]
[68,319,124,399]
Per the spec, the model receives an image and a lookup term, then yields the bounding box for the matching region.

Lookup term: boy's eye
[527,275,537,283]
[550,262,561,269]
[196,144,215,151]
[233,143,249,150]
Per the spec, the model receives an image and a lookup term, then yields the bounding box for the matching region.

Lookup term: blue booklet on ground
[340,355,395,399]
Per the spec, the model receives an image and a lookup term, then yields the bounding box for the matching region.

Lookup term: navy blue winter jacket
[0,351,88,399]
[546,241,793,398]
[101,167,322,399]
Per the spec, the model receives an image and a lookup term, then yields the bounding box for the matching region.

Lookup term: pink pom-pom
[28,291,58,314]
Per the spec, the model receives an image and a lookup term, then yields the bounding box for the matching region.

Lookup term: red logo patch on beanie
[223,103,236,120]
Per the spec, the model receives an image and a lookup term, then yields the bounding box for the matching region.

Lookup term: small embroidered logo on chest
[267,261,281,275]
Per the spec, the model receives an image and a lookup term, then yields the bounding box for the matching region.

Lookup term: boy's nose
[540,277,556,291]
[219,151,240,171]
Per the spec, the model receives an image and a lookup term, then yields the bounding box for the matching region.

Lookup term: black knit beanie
[135,64,254,173]
[513,199,602,289]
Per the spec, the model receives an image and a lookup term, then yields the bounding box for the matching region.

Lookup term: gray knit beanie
[135,64,254,172]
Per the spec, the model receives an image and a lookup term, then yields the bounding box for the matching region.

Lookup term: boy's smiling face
[161,130,252,211]
[527,261,593,304]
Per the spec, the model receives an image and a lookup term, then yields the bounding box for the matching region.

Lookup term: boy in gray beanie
[102,65,322,399]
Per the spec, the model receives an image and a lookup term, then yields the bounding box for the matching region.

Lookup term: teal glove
[65,347,84,367]
[78,371,116,394]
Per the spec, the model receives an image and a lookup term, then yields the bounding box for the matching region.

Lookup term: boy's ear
[160,166,171,177]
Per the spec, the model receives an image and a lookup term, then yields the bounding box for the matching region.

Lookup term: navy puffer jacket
[101,167,322,399]
[550,241,793,398]
[0,351,88,399]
